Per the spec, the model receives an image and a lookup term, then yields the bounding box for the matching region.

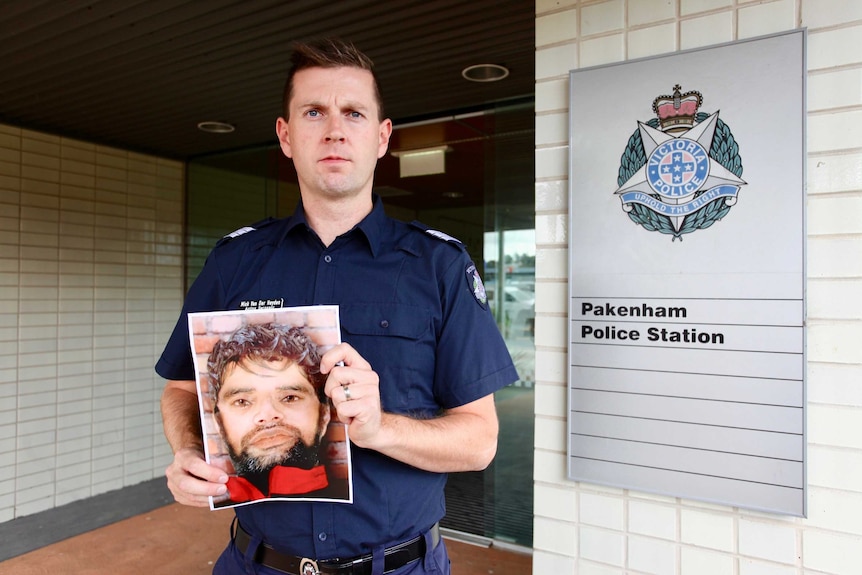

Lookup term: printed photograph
[187,305,351,509]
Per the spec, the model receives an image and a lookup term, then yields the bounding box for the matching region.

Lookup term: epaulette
[409,220,465,247]
[216,217,278,247]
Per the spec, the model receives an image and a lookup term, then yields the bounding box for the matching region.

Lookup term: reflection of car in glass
[486,285,535,338]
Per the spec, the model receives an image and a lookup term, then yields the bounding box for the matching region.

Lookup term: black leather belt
[233,521,440,575]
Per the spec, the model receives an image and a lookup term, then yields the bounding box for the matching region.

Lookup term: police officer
[156,38,518,575]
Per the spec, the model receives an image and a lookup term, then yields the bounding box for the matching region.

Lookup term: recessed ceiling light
[197,121,236,133]
[461,64,509,83]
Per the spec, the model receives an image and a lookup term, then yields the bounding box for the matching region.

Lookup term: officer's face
[215,359,329,472]
[275,66,392,202]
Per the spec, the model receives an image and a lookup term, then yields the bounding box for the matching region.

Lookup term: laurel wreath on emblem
[617,112,744,240]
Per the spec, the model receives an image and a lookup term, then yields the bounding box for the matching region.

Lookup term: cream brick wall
[0,124,183,520]
[535,1,862,573]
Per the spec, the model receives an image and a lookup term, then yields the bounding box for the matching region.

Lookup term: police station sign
[579,301,726,346]
[567,31,806,516]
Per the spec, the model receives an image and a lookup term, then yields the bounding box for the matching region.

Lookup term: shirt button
[324,255,332,263]
[380,320,389,328]
[318,532,327,541]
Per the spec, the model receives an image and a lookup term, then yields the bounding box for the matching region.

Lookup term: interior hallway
[0,501,531,575]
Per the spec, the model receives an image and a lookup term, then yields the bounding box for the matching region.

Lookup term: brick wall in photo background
[0,123,184,521]
[534,1,862,574]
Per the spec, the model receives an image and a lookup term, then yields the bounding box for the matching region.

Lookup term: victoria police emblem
[466,263,488,307]
[614,85,746,241]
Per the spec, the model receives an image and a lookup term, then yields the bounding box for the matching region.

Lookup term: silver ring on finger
[342,384,352,401]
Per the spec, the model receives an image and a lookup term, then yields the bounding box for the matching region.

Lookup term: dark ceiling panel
[0,0,535,159]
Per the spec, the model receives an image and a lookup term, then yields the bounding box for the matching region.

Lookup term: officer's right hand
[165,446,229,507]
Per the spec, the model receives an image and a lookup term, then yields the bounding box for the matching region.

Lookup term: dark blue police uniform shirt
[155,196,518,559]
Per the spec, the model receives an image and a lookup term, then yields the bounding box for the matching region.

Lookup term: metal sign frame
[567,30,807,516]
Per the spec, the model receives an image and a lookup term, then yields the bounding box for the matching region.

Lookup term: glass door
[381,102,535,547]
[482,228,535,546]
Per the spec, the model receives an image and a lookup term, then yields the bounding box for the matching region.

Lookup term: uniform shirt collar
[280,194,386,257]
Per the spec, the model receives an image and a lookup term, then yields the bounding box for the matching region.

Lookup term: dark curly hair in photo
[207,323,328,406]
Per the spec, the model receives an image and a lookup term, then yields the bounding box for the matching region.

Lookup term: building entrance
[186,100,535,548]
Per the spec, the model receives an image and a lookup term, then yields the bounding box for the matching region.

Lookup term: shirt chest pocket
[340,303,438,413]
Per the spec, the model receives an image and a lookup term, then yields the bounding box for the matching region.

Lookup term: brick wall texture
[534,1,862,574]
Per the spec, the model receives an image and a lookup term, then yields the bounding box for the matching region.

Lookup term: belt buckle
[299,557,320,575]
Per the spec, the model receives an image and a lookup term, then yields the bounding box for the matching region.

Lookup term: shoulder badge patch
[466,263,488,307]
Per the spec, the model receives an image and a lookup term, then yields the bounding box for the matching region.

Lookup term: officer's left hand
[320,343,382,447]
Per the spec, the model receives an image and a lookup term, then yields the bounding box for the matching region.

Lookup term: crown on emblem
[652,85,703,134]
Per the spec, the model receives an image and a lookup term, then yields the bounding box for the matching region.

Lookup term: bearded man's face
[215,359,329,474]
